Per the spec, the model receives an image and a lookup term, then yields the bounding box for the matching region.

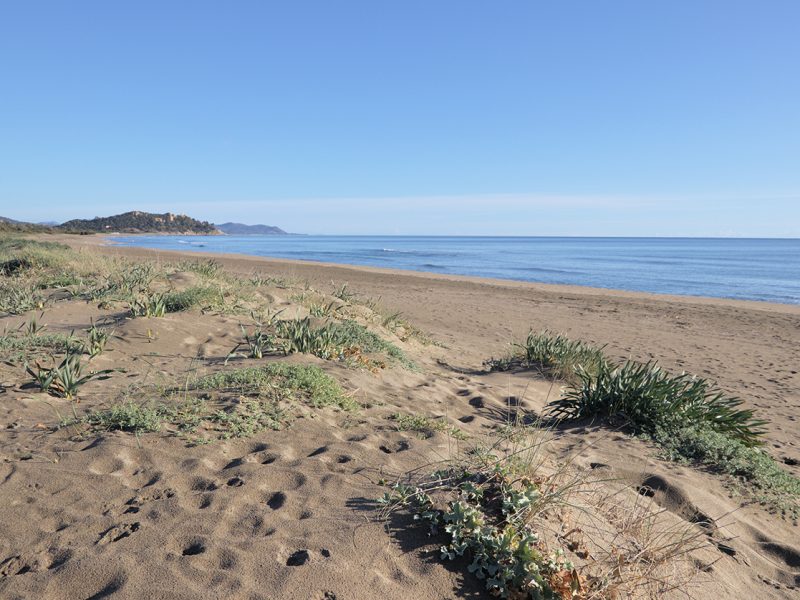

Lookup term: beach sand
[1,235,798,599]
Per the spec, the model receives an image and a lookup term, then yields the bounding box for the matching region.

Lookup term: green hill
[58,211,219,234]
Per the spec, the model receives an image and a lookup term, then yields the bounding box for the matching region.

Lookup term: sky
[0,1,798,236]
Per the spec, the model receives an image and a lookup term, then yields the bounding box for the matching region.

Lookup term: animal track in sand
[261,453,279,465]
[633,473,715,531]
[124,487,175,514]
[97,522,140,544]
[0,555,35,578]
[190,476,219,493]
[266,492,287,510]
[379,440,410,454]
[88,456,126,476]
[468,396,485,408]
[182,540,206,556]
[286,549,310,566]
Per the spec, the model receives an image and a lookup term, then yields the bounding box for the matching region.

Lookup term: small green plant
[130,292,167,317]
[22,312,48,336]
[178,259,222,278]
[26,351,116,400]
[84,319,114,358]
[226,324,277,362]
[276,318,340,359]
[390,412,467,440]
[327,320,415,369]
[77,401,168,433]
[210,399,285,439]
[0,281,45,314]
[332,283,357,302]
[380,429,578,598]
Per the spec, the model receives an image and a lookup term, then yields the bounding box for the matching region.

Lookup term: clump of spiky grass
[0,280,45,314]
[332,283,357,302]
[276,317,341,358]
[162,286,220,312]
[129,286,220,317]
[487,331,607,383]
[249,273,296,289]
[129,292,167,317]
[531,333,798,518]
[175,258,223,278]
[0,331,81,362]
[26,350,116,400]
[84,319,114,358]
[272,317,416,369]
[546,360,766,447]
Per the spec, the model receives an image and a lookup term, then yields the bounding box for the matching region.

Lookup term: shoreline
[69,233,800,313]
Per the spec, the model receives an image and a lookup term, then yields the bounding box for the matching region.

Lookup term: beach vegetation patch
[195,362,356,411]
[0,331,81,362]
[651,425,800,519]
[528,332,798,517]
[380,425,704,599]
[26,350,116,400]
[546,360,766,447]
[247,316,417,369]
[390,412,467,440]
[487,331,607,383]
[0,280,46,314]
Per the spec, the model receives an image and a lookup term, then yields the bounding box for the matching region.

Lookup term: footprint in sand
[379,440,410,454]
[97,522,140,544]
[266,492,287,510]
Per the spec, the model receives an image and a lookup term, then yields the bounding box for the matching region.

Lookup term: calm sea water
[111,236,800,305]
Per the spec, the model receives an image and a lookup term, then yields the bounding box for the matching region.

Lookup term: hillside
[58,211,219,234]
[215,222,288,235]
[0,216,52,233]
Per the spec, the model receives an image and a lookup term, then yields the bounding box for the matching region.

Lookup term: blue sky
[0,1,798,236]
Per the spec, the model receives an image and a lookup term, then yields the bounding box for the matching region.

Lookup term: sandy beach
[1,235,798,599]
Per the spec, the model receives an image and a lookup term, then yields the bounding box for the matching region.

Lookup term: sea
[110,236,800,305]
